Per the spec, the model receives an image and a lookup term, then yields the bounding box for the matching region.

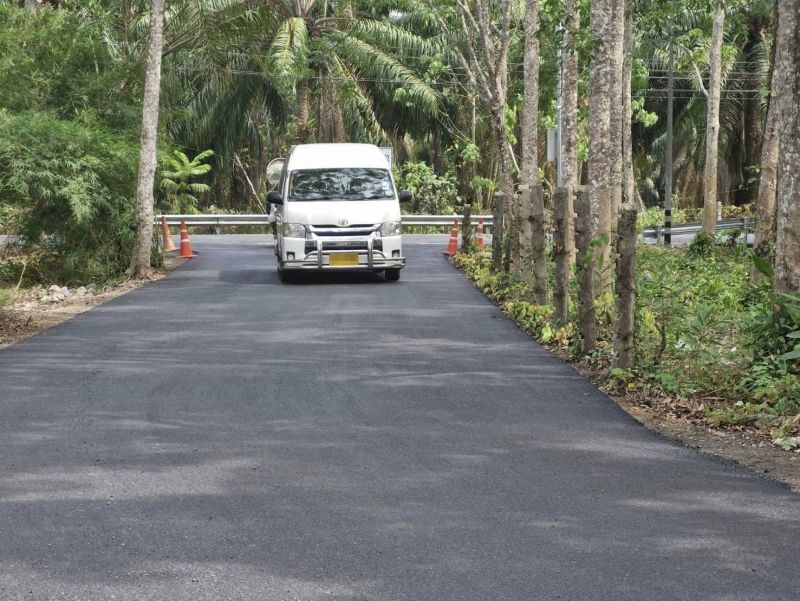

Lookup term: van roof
[286,143,390,171]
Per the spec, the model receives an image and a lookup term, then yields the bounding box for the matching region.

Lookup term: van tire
[385,268,401,281]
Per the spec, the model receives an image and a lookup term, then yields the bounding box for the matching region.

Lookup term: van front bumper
[281,234,405,271]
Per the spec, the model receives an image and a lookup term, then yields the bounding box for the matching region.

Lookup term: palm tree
[262,0,439,143]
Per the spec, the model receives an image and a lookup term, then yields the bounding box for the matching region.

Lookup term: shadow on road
[218,268,394,286]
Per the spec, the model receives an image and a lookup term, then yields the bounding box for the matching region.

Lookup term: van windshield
[288,168,395,201]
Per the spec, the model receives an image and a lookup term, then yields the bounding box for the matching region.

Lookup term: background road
[1,235,797,600]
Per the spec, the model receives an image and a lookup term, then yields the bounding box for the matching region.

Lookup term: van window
[288,168,395,201]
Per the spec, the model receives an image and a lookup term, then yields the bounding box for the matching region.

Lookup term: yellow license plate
[329,253,359,266]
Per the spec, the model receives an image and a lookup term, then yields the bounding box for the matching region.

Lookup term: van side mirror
[399,190,413,203]
[267,190,284,206]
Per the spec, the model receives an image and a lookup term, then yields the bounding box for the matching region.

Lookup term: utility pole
[664,0,675,245]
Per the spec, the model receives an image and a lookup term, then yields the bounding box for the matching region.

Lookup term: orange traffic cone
[161,216,177,252]
[444,220,459,256]
[476,218,485,248]
[179,220,195,258]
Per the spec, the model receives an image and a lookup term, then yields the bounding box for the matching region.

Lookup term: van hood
[285,200,400,227]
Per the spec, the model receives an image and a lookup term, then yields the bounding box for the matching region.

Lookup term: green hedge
[0,110,139,284]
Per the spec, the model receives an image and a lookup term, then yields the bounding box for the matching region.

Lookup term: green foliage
[159,149,214,214]
[636,206,688,232]
[0,110,138,284]
[395,162,459,214]
[0,3,140,131]
[746,258,800,364]
[688,231,716,257]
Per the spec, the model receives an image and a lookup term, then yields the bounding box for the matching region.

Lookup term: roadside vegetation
[454,239,800,449]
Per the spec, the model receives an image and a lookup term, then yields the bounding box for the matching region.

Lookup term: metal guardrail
[157,213,749,242]
[156,214,495,229]
[642,218,751,242]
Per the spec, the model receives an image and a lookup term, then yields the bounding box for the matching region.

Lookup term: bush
[394,162,459,214]
[0,110,139,284]
[637,206,689,233]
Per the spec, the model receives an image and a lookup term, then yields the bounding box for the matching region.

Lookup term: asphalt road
[1,234,797,601]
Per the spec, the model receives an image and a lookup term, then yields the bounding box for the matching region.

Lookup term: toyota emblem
[338,219,349,227]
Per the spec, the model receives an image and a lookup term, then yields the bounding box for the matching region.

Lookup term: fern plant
[159,149,214,214]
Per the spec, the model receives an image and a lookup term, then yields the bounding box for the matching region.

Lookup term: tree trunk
[130,0,166,279]
[493,101,514,273]
[614,207,638,369]
[461,203,473,252]
[521,0,540,185]
[702,2,725,236]
[752,19,782,281]
[492,190,505,273]
[552,187,570,324]
[609,0,626,219]
[297,79,311,142]
[575,187,596,354]
[588,0,614,289]
[622,0,636,209]
[520,0,546,301]
[562,0,580,265]
[529,185,547,304]
[774,0,800,293]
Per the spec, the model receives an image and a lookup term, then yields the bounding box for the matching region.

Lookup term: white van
[266,143,411,282]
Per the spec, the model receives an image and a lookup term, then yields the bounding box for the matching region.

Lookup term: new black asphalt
[1,235,797,600]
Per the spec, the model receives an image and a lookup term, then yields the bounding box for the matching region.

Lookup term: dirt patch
[616,397,800,491]
[0,255,183,350]
[566,354,800,491]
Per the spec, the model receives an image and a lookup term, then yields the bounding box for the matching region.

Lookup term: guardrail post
[656,225,663,245]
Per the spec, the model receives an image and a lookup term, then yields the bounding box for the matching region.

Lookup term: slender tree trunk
[520,0,546,303]
[492,189,506,273]
[752,22,781,281]
[588,0,614,288]
[297,79,311,142]
[575,187,596,353]
[494,102,514,273]
[702,2,725,236]
[622,0,636,209]
[521,0,540,187]
[614,207,638,368]
[609,0,626,219]
[529,185,547,303]
[552,187,570,323]
[774,0,800,293]
[562,0,579,265]
[130,0,166,278]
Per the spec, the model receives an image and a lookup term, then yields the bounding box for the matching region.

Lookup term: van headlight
[380,221,402,236]
[283,223,307,238]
